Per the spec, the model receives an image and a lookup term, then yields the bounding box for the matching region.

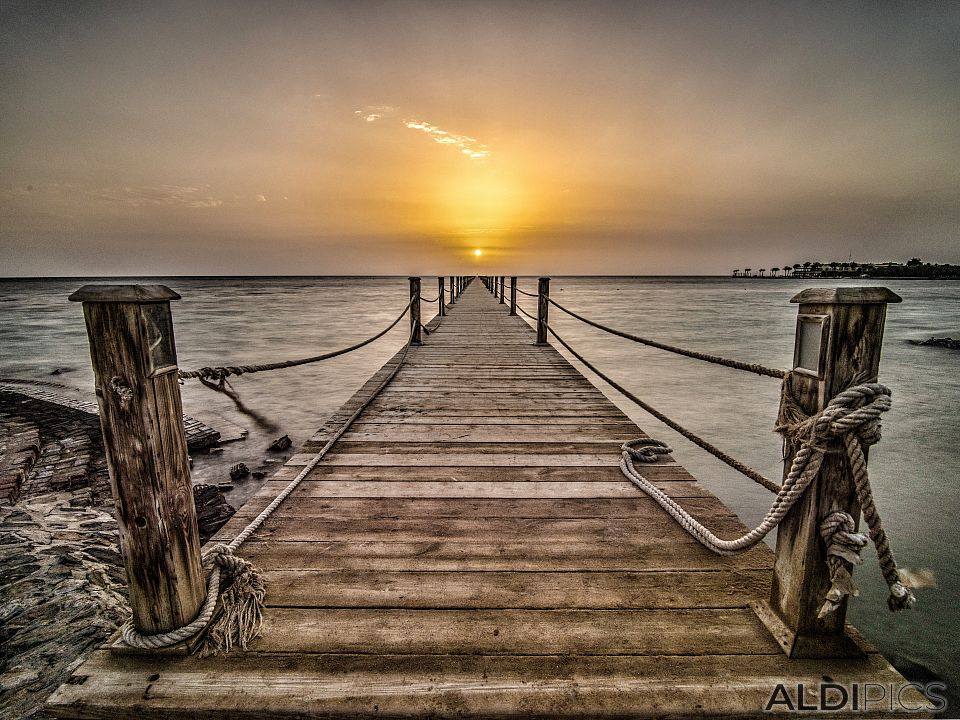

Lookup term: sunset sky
[1,1,958,276]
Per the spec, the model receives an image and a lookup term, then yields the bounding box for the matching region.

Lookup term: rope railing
[516,304,537,321]
[546,324,781,493]
[179,298,414,382]
[547,296,786,379]
[515,286,538,298]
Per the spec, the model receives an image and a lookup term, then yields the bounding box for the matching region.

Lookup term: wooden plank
[239,539,772,572]
[250,607,782,655]
[248,480,704,499]
[263,464,696,483]
[261,569,771,609]
[226,496,727,521]
[249,515,752,543]
[49,648,925,720]
[285,453,665,467]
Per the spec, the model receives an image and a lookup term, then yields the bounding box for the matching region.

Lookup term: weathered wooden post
[510,276,517,316]
[754,287,902,658]
[449,275,456,305]
[499,276,505,303]
[409,277,423,345]
[68,285,206,637]
[536,277,550,345]
[438,276,446,316]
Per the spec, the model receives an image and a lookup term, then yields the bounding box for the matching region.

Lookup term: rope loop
[623,437,673,463]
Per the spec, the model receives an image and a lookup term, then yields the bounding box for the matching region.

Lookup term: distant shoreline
[3,273,960,282]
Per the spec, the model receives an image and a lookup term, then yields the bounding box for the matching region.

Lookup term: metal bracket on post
[753,286,902,658]
[68,284,206,651]
[536,277,550,345]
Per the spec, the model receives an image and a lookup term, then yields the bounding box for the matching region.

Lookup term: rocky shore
[0,492,126,720]
[0,390,240,720]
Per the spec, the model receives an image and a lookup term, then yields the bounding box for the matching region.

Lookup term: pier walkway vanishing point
[49,279,928,718]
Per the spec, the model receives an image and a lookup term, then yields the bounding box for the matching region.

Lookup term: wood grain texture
[78,298,205,635]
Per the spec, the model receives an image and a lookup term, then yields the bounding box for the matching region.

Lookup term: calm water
[1,276,957,695]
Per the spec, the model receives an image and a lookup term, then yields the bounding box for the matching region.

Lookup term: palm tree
[744,268,752,277]
[771,266,780,277]
[732,269,740,277]
[759,268,766,277]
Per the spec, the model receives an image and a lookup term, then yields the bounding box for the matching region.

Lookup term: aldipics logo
[764,682,947,713]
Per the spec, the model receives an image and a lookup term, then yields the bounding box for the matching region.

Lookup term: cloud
[353,106,490,160]
[256,194,267,202]
[96,185,223,209]
[354,105,396,122]
[402,118,489,160]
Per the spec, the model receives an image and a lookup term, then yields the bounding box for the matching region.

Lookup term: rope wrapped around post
[119,544,264,656]
[620,374,914,616]
[119,321,420,656]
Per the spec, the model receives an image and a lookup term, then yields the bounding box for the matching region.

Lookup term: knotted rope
[620,374,915,615]
[119,321,419,655]
[777,378,915,613]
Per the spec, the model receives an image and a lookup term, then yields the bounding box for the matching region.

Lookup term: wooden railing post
[449,276,456,305]
[438,276,446,316]
[536,277,550,345]
[499,276,505,304]
[409,277,423,345]
[754,286,902,658]
[510,276,517,316]
[68,285,205,636]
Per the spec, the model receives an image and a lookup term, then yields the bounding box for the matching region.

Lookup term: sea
[1,275,957,699]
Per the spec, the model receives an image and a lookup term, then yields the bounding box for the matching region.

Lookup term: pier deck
[49,283,923,718]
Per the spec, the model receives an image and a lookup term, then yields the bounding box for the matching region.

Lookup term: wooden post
[68,285,205,636]
[754,286,902,658]
[510,276,517,316]
[438,277,446,316]
[536,277,550,345]
[409,277,422,345]
[449,275,456,305]
[499,276,505,303]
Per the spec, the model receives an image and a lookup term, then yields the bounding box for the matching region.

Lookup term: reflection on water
[1,275,957,694]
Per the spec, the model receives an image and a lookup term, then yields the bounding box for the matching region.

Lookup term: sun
[474,249,483,257]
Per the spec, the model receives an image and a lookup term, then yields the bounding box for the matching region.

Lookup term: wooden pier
[48,280,928,718]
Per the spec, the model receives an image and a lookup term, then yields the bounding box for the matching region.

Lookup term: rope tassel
[818,512,867,618]
[196,545,265,657]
